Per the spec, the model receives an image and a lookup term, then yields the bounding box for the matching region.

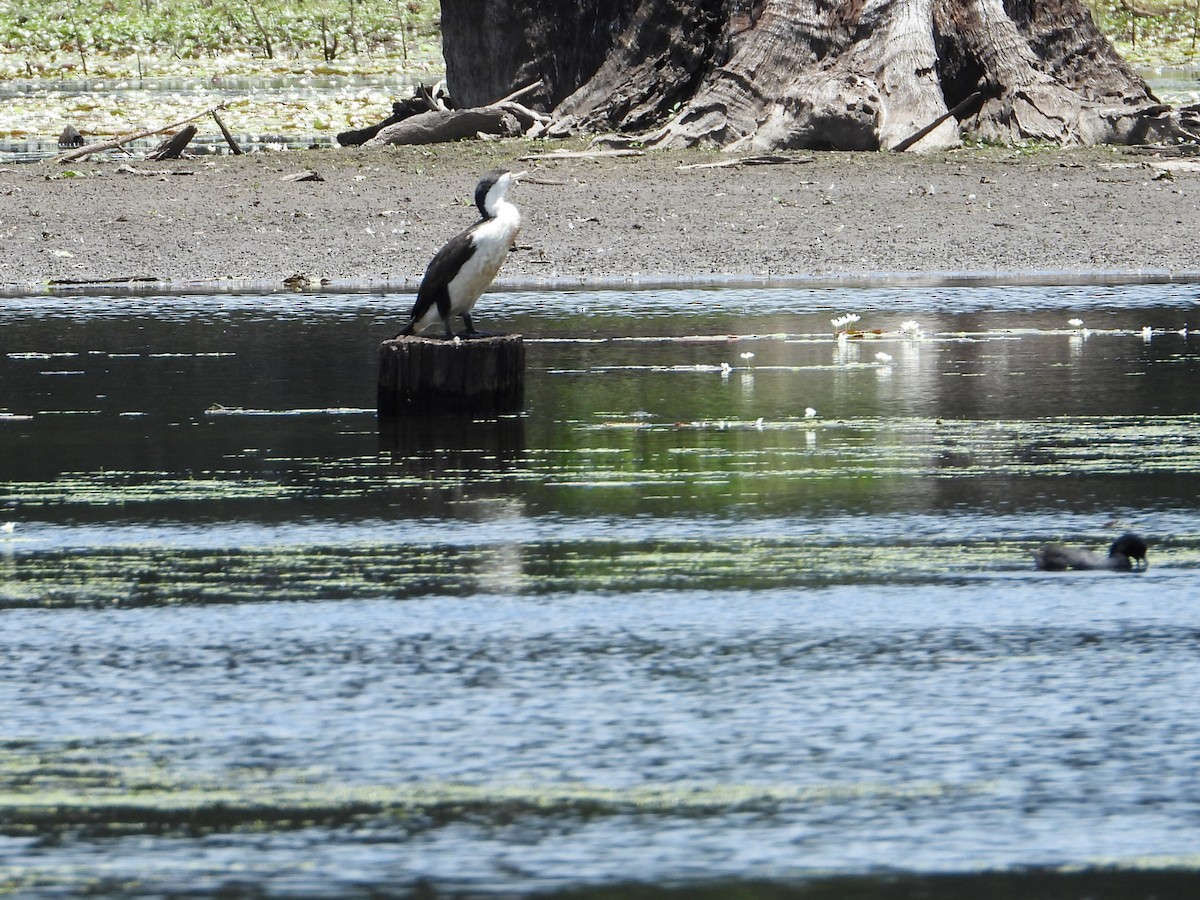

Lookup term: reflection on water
[1,281,1200,895]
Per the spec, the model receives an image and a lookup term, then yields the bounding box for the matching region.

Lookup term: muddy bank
[2,143,1198,290]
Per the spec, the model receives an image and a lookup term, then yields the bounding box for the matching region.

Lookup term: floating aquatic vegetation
[832,312,887,342]
[204,404,373,416]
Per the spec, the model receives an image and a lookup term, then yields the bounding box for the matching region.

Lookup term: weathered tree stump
[58,124,84,148]
[377,334,525,417]
[147,125,197,160]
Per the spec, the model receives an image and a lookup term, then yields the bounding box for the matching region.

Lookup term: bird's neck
[486,198,520,228]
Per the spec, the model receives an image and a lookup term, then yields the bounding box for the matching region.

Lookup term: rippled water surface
[2,281,1200,896]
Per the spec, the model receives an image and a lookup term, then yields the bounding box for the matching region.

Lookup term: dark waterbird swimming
[396,168,524,340]
[1034,533,1148,571]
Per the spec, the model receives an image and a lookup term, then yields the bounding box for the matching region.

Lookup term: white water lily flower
[740,352,755,361]
[1068,318,1084,328]
[831,313,861,330]
[804,407,818,418]
[875,352,893,364]
[899,320,923,337]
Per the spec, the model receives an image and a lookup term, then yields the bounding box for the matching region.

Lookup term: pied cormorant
[397,168,525,339]
[1034,533,1148,571]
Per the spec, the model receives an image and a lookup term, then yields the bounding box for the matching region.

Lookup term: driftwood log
[354,82,550,147]
[366,108,525,146]
[339,83,455,146]
[377,334,525,417]
[338,96,435,146]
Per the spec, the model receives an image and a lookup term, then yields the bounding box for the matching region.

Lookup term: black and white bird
[396,168,525,339]
[1034,533,1148,571]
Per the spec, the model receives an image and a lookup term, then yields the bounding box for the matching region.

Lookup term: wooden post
[377,333,525,417]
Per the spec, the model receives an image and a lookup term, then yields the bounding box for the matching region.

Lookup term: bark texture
[441,0,644,110]
[441,0,1180,151]
[377,335,526,417]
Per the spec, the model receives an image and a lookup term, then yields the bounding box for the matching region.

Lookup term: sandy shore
[2,142,1198,290]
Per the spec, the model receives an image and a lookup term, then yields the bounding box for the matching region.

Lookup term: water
[0,72,424,163]
[1143,66,1200,107]
[2,281,1200,896]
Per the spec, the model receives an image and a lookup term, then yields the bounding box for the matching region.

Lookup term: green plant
[1086,0,1200,65]
[0,0,442,78]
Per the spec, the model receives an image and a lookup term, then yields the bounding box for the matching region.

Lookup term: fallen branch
[356,80,559,148]
[892,90,988,152]
[281,170,325,182]
[518,148,645,161]
[116,165,196,176]
[211,108,243,155]
[51,104,230,164]
[366,108,525,145]
[495,100,551,131]
[678,154,811,169]
[494,80,544,105]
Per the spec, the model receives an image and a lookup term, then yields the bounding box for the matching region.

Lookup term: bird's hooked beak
[510,170,529,183]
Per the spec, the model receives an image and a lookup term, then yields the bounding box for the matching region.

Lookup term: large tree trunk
[441,0,1182,151]
[441,0,648,110]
